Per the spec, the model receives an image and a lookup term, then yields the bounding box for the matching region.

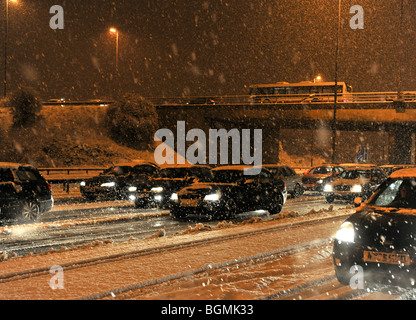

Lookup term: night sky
[1,0,414,100]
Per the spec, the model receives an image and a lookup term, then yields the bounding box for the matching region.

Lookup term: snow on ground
[0,205,353,300]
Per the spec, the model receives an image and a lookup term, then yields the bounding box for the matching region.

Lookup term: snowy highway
[0,191,345,256]
[2,191,416,300]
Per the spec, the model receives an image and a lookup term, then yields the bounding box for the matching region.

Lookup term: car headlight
[323,184,333,192]
[171,193,178,201]
[335,222,355,243]
[128,186,137,192]
[101,182,116,187]
[204,193,221,201]
[351,185,362,193]
[80,181,86,187]
[317,179,323,184]
[151,186,164,193]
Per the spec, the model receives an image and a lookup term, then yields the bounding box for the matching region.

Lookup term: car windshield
[340,170,371,179]
[15,167,42,182]
[132,165,157,175]
[309,167,331,174]
[211,170,245,183]
[159,168,192,179]
[102,166,131,176]
[159,167,213,181]
[369,178,416,208]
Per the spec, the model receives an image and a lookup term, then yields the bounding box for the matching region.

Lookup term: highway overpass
[154,93,416,165]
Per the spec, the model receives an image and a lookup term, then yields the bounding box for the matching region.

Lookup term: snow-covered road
[1,194,414,301]
[0,203,351,300]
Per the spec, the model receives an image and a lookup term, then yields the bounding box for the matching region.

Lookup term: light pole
[3,0,17,97]
[109,28,119,74]
[331,0,341,164]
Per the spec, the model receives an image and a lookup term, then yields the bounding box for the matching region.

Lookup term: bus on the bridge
[248,81,353,104]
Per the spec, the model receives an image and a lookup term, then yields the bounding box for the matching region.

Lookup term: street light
[3,0,18,97]
[109,27,119,74]
[331,0,342,164]
[314,74,323,83]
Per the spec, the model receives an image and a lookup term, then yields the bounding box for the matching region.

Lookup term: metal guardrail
[145,92,416,106]
[39,166,310,181]
[39,166,311,194]
[39,167,105,176]
[39,168,105,188]
[40,92,416,107]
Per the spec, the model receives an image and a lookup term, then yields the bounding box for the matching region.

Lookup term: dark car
[170,166,287,220]
[0,163,53,222]
[322,166,386,203]
[80,161,159,201]
[134,165,213,209]
[302,164,345,192]
[263,164,303,198]
[333,168,416,287]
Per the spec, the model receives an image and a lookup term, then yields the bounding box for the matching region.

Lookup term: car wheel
[134,201,145,208]
[326,195,335,203]
[20,201,39,222]
[84,194,96,201]
[170,210,186,219]
[269,193,284,215]
[292,184,303,198]
[334,264,352,286]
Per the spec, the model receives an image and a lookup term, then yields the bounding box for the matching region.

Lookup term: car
[47,98,66,106]
[0,163,53,222]
[333,168,416,287]
[322,166,386,203]
[263,164,303,198]
[170,165,287,220]
[187,97,217,105]
[134,165,213,209]
[302,164,345,193]
[80,161,159,201]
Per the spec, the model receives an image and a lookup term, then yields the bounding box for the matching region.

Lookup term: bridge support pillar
[389,124,414,165]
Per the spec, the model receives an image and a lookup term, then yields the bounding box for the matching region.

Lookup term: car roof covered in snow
[262,164,292,168]
[109,161,158,167]
[0,162,32,169]
[342,165,377,171]
[212,165,262,171]
[390,168,416,179]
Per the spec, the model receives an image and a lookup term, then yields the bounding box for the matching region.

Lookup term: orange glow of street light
[314,75,323,83]
[109,28,119,73]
